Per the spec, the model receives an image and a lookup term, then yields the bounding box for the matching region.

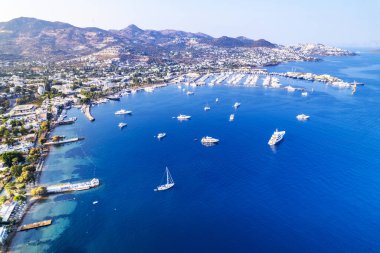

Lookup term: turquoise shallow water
[10,52,380,253]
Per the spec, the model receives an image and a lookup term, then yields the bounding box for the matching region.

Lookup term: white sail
[156,167,175,191]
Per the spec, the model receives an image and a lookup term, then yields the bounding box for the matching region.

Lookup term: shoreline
[4,66,358,250]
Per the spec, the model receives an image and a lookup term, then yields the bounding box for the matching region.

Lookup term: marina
[8,53,380,253]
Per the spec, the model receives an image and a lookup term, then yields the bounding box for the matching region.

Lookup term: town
[0,41,357,248]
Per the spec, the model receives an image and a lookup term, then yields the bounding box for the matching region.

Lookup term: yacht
[263,76,271,87]
[301,91,308,96]
[229,114,235,122]
[118,122,127,128]
[201,136,219,144]
[186,91,195,95]
[115,109,132,115]
[144,87,154,93]
[215,98,219,102]
[268,129,286,146]
[155,167,175,191]
[204,105,211,111]
[177,114,191,120]
[296,114,310,121]
[157,133,167,139]
[233,102,241,109]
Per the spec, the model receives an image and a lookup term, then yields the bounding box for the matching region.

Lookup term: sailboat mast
[166,167,169,185]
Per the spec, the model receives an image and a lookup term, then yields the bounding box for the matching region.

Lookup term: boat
[177,114,191,120]
[186,91,194,95]
[296,114,310,121]
[268,129,286,146]
[233,102,241,108]
[144,87,154,93]
[215,98,219,102]
[229,114,235,122]
[115,109,132,115]
[155,167,175,191]
[93,201,98,205]
[157,133,166,139]
[204,105,211,111]
[301,91,308,96]
[201,136,219,145]
[118,122,127,128]
[107,95,120,101]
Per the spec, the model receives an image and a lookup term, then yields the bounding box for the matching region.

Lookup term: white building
[0,227,8,245]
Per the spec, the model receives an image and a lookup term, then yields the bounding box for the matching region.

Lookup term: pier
[44,137,84,146]
[83,104,95,121]
[18,219,52,231]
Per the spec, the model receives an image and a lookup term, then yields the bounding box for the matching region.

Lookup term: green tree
[0,151,25,167]
[10,165,23,177]
[13,195,26,203]
[0,196,7,205]
[30,186,47,196]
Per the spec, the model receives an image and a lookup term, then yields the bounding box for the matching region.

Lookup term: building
[0,202,17,222]
[0,226,8,245]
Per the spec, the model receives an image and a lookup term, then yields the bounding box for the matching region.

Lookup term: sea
[9,51,380,253]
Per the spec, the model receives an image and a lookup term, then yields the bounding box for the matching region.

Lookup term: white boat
[155,167,175,191]
[296,114,310,121]
[215,98,219,102]
[204,105,211,111]
[233,102,241,108]
[118,122,127,128]
[229,114,235,122]
[144,87,154,93]
[301,91,308,96]
[263,76,271,87]
[93,201,98,205]
[157,133,167,139]
[186,91,195,95]
[115,109,132,115]
[268,129,286,146]
[177,114,191,120]
[201,136,219,144]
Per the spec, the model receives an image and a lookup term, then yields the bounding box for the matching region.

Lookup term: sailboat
[155,167,175,191]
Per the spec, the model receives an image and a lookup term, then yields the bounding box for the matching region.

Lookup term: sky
[0,0,379,47]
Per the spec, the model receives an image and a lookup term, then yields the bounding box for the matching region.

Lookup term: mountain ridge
[0,17,277,61]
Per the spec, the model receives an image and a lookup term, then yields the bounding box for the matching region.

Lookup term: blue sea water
[9,52,380,253]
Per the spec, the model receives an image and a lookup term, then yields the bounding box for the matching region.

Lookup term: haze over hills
[0,17,277,61]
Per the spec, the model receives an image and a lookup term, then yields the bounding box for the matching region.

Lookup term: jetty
[83,104,95,121]
[46,178,100,194]
[18,219,52,231]
[44,137,84,146]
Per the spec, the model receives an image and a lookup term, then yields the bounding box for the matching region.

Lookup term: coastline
[4,63,358,251]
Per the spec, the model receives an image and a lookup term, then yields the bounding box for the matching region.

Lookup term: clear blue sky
[1,0,379,47]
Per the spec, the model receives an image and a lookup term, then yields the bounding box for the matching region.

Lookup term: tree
[0,196,7,205]
[30,186,47,196]
[22,165,36,173]
[10,165,23,177]
[27,148,40,163]
[16,170,34,184]
[0,151,24,167]
[13,195,26,203]
[52,136,63,142]
[40,121,50,132]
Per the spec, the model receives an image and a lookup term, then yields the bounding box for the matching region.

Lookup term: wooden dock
[18,219,52,231]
